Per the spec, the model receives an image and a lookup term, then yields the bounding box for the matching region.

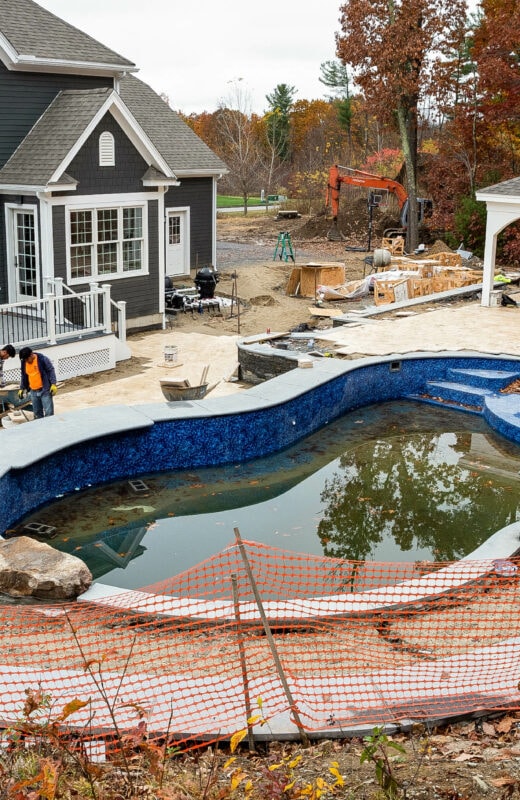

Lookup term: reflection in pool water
[14,401,520,589]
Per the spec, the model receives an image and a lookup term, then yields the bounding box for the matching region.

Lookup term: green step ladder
[273,231,295,262]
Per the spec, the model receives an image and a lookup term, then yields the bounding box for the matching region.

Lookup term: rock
[0,536,92,600]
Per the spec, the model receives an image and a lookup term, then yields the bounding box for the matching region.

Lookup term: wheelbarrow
[0,384,33,422]
[159,365,220,402]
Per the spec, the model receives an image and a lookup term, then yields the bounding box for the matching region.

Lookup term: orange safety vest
[25,358,43,390]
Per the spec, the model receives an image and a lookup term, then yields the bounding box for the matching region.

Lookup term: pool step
[406,381,494,412]
[423,380,494,408]
[406,367,520,413]
[447,368,520,391]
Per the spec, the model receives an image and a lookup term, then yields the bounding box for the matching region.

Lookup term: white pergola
[476,176,520,306]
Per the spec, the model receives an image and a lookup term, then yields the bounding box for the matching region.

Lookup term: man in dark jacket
[0,344,15,387]
[18,347,57,419]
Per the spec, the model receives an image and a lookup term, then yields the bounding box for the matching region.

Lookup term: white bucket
[164,344,178,363]
[489,290,503,308]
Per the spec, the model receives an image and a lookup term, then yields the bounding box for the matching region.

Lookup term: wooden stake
[233,528,309,746]
[232,573,255,752]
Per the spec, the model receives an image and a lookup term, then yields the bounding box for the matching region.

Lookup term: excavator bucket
[327,221,346,242]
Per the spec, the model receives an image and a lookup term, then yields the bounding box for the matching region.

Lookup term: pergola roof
[477,177,520,199]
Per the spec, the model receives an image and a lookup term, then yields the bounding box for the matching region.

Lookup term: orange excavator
[325,164,432,244]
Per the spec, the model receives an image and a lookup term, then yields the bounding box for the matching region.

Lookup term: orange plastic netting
[0,539,518,750]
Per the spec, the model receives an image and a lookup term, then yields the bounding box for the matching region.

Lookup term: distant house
[0,0,227,379]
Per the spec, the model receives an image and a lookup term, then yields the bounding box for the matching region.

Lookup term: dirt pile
[218,195,399,251]
[297,197,399,246]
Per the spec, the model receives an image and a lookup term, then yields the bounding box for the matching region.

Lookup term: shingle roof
[0,0,135,69]
[0,88,112,185]
[0,77,227,187]
[119,75,228,175]
[478,177,520,198]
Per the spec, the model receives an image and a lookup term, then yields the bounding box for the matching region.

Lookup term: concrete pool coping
[3,347,520,477]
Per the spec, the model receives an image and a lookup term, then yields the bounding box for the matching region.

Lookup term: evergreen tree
[265,83,296,161]
[320,59,353,143]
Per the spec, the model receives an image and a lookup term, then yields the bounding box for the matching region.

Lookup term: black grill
[194,267,220,299]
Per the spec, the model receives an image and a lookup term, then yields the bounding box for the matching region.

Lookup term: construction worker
[18,347,57,419]
[0,344,15,387]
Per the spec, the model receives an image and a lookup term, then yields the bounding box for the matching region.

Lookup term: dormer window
[99,131,115,166]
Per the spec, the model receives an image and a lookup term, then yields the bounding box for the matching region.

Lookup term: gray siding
[0,61,112,168]
[64,113,149,195]
[165,178,214,268]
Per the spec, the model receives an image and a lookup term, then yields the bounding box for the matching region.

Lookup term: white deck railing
[0,281,127,348]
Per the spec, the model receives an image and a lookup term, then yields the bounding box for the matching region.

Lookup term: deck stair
[407,368,520,413]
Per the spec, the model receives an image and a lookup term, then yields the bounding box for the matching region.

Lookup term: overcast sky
[38,0,344,115]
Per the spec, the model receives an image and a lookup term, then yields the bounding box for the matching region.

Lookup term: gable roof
[0,86,176,189]
[0,80,227,190]
[0,0,135,74]
[119,75,227,177]
[0,88,114,188]
[477,177,520,199]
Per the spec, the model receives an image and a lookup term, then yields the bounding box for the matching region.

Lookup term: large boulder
[0,536,92,600]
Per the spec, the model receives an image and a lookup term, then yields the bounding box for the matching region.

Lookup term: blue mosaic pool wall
[3,353,520,535]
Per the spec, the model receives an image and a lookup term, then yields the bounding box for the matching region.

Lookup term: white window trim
[99,131,115,166]
[65,198,149,285]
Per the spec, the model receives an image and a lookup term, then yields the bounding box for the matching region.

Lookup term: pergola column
[475,191,520,307]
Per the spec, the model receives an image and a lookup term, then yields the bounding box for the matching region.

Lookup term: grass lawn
[217,195,265,208]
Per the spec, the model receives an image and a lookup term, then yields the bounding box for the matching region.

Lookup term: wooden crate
[381,236,405,255]
[373,278,408,306]
[407,277,426,298]
[286,267,301,296]
[432,275,457,293]
[299,263,346,298]
[436,252,463,267]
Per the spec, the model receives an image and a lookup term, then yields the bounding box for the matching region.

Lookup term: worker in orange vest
[18,347,57,419]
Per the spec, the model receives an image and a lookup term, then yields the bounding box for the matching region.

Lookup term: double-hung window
[69,203,147,282]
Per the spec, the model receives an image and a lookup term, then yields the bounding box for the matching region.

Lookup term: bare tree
[216,80,263,214]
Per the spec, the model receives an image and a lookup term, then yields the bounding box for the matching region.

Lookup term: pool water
[13,401,520,589]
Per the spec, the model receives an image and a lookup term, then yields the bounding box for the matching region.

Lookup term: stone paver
[319,304,520,357]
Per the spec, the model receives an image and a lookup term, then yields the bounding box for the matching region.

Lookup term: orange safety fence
[0,538,519,753]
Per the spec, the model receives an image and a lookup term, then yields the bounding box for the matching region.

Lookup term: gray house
[0,0,226,378]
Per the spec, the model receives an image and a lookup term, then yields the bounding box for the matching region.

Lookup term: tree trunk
[396,104,418,252]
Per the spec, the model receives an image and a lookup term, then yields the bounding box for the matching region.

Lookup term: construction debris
[284,249,487,308]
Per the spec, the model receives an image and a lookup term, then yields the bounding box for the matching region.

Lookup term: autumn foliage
[180,0,519,258]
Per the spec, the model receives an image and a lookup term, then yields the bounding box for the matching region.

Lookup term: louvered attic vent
[99,131,115,166]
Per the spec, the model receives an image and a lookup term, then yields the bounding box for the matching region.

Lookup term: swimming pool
[12,399,520,589]
[2,351,520,580]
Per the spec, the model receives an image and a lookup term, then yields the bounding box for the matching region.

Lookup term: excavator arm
[326,164,409,222]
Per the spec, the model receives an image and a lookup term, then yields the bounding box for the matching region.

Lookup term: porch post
[53,277,65,326]
[101,284,112,334]
[45,293,57,344]
[88,282,99,329]
[117,301,127,344]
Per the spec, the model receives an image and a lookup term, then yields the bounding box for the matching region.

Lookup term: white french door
[6,206,40,302]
